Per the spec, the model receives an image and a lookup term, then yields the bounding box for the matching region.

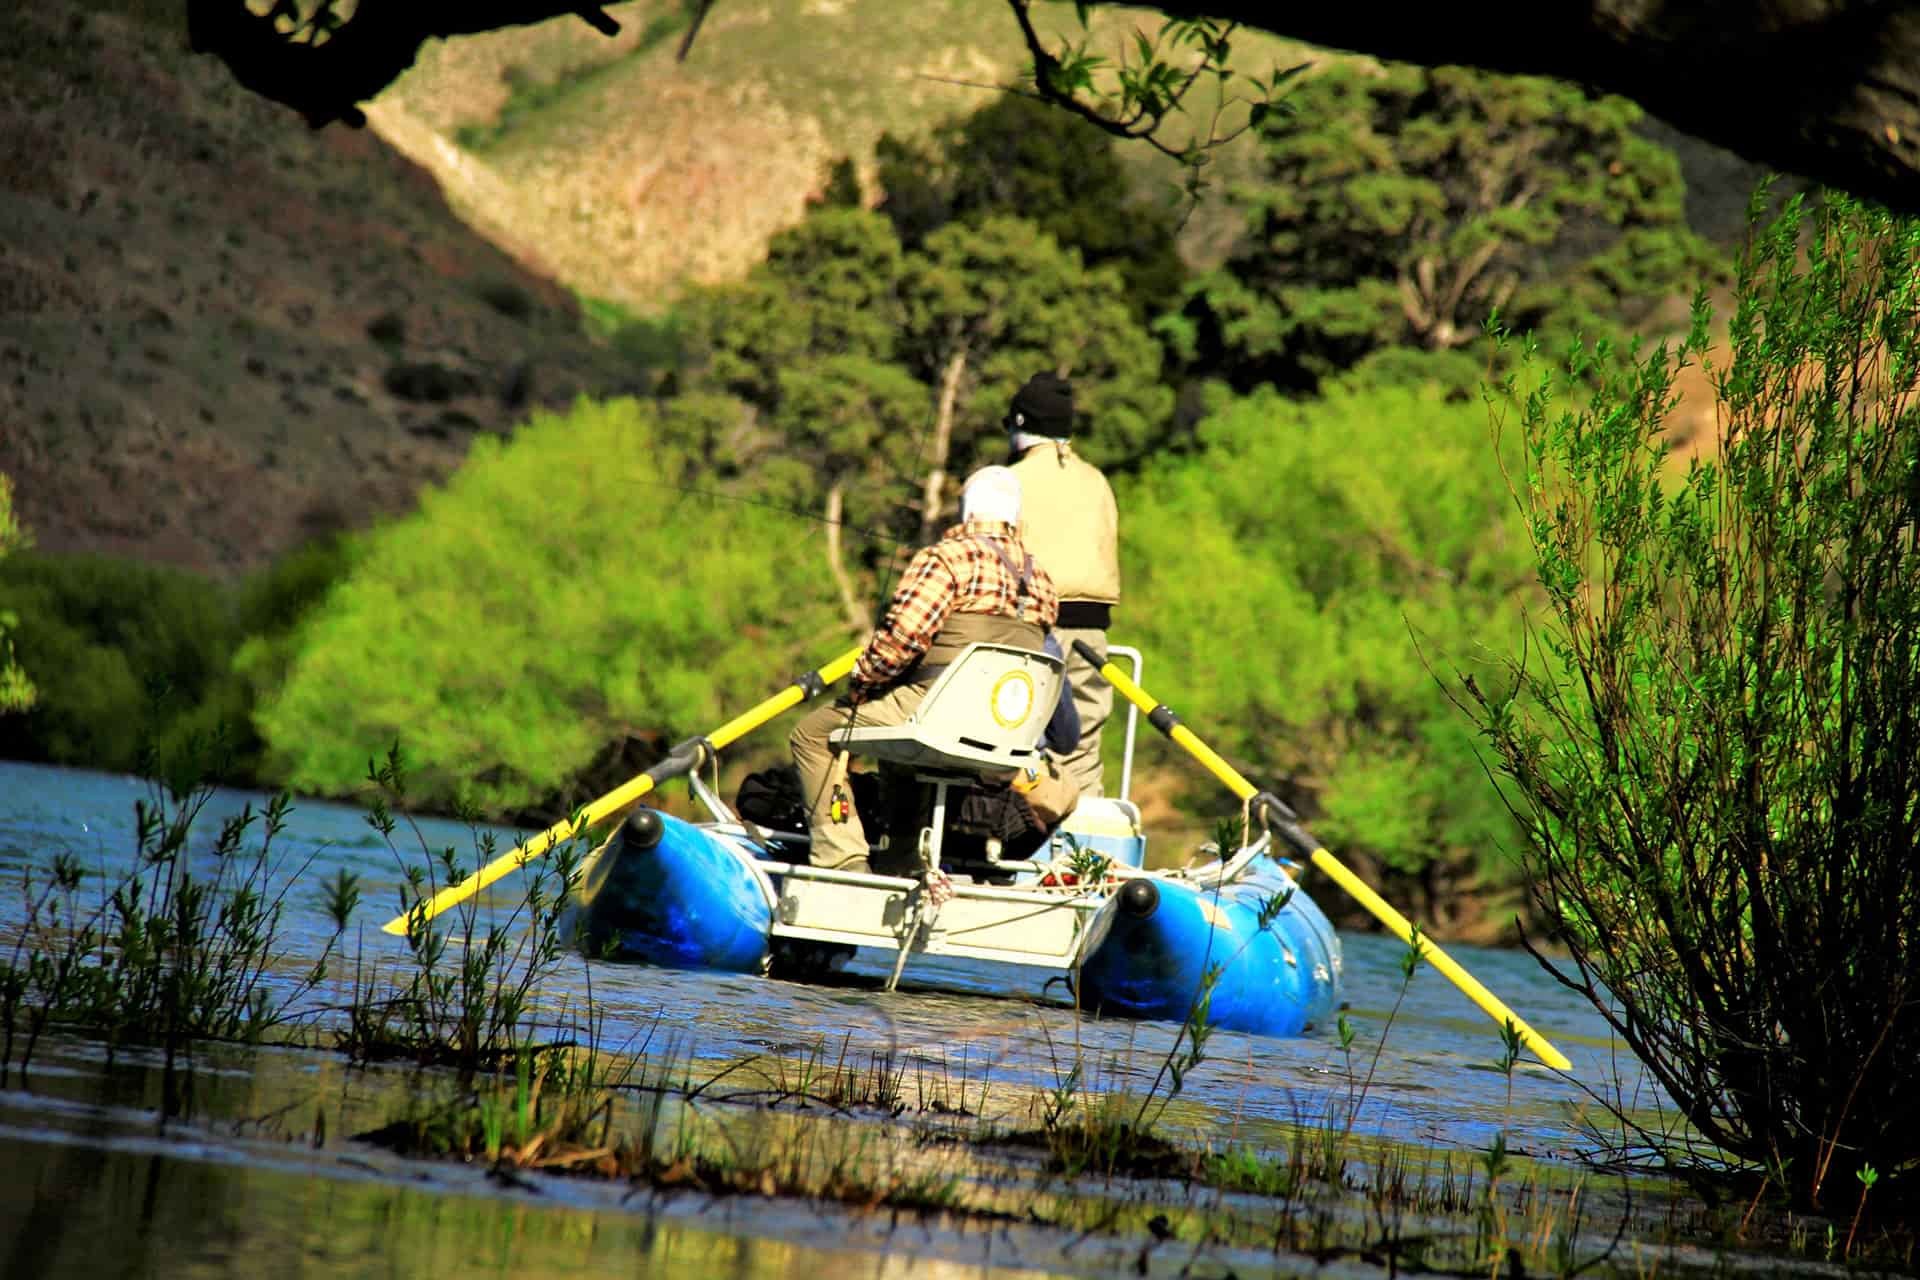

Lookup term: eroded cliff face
[0,3,642,578]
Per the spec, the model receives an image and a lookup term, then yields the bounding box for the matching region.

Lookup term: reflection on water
[1,1116,1063,1280]
[0,760,1702,1278]
[0,1037,1214,1280]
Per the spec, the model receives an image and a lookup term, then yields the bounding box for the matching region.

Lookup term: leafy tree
[0,532,352,781]
[768,355,929,626]
[0,473,33,713]
[229,534,355,724]
[813,156,863,210]
[898,215,1174,532]
[1179,63,1722,391]
[875,93,1186,320]
[1121,369,1536,929]
[1459,193,1920,1201]
[0,554,245,776]
[682,210,923,610]
[684,207,1172,579]
[685,207,907,412]
[253,397,842,815]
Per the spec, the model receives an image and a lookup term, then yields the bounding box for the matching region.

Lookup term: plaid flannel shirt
[853,520,1059,689]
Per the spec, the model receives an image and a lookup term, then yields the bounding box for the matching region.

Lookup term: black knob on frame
[1118,877,1159,919]
[625,807,665,850]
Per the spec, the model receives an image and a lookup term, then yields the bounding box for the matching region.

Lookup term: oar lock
[1251,790,1319,860]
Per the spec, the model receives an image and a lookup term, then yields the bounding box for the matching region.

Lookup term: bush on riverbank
[1460,191,1920,1205]
[0,537,349,786]
[1121,373,1540,929]
[0,473,31,714]
[251,397,843,814]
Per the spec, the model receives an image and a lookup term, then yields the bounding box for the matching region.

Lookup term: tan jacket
[1011,442,1120,605]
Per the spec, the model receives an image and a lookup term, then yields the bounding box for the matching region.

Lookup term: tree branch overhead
[185,0,1920,210]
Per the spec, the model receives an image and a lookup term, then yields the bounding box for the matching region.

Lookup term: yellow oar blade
[379,644,863,936]
[1075,641,1572,1073]
[1305,848,1572,1072]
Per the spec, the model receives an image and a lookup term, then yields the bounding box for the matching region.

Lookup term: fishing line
[620,476,915,557]
[806,376,960,852]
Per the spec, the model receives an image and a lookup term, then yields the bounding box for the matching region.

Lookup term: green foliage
[875,93,1186,319]
[341,744,589,1069]
[1006,3,1300,207]
[685,208,908,409]
[682,206,1172,552]
[1460,193,1920,1202]
[901,215,1174,471]
[1122,372,1534,887]
[578,294,689,384]
[1186,63,1722,390]
[0,553,247,778]
[815,156,863,210]
[254,397,842,813]
[229,534,354,717]
[0,537,350,783]
[683,209,921,543]
[0,473,33,714]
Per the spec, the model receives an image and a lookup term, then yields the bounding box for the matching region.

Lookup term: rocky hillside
[0,1,644,577]
[366,0,1314,307]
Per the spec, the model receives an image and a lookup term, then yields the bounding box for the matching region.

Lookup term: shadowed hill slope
[0,2,644,577]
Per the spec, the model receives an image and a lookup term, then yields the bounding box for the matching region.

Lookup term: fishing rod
[622,476,917,562]
[383,379,966,931]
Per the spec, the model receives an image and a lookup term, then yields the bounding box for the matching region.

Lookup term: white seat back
[831,642,1064,773]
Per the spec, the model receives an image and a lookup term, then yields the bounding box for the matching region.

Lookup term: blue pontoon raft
[563,644,1344,1037]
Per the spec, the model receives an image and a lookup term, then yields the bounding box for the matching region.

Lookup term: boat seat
[827,641,1066,992]
[830,642,1064,774]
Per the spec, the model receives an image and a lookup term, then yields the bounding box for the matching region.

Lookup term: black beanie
[1007,371,1075,436]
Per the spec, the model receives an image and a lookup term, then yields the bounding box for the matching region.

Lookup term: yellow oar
[1073,641,1572,1073]
[381,644,864,936]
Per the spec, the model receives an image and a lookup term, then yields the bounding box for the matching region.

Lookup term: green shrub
[253,396,842,814]
[1121,371,1536,904]
[0,536,349,784]
[1461,192,1920,1204]
[0,472,32,713]
[0,553,244,778]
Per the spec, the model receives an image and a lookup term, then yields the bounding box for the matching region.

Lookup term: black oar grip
[1253,790,1319,859]
[642,735,713,787]
[1070,638,1106,668]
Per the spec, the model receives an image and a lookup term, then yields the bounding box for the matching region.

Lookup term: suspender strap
[984,539,1034,611]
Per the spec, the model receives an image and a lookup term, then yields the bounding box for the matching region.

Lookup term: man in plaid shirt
[790,466,1059,873]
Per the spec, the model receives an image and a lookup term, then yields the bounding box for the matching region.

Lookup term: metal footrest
[769,866,1113,971]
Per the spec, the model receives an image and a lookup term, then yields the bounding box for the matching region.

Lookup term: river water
[0,759,1816,1277]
